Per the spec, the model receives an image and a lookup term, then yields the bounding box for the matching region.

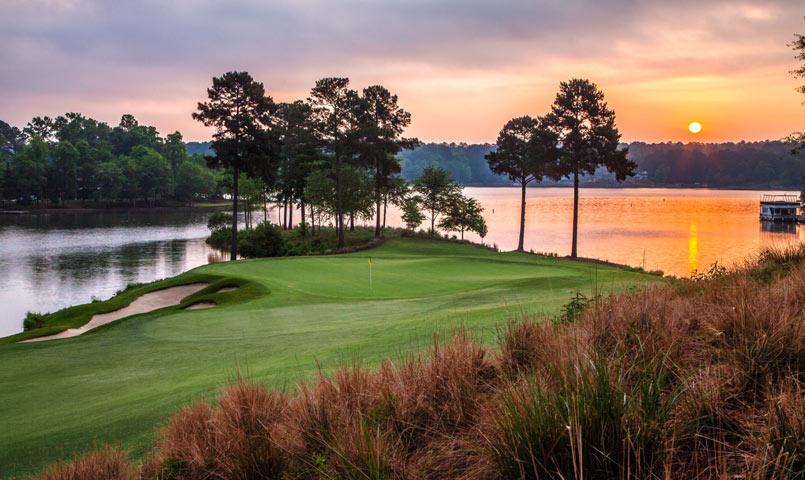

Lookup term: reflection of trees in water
[0,210,212,231]
[23,240,192,296]
[166,240,188,267]
[208,251,228,264]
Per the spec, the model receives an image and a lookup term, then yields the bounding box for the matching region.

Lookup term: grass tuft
[34,446,136,480]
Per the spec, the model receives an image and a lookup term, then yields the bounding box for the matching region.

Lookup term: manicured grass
[0,238,657,478]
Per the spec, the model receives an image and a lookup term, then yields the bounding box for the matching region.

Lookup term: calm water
[0,188,801,337]
[453,188,802,276]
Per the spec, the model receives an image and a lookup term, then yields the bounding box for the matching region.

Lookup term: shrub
[147,380,289,480]
[206,211,232,232]
[35,446,136,480]
[205,227,231,250]
[498,318,560,378]
[401,196,425,231]
[554,290,599,325]
[482,353,666,480]
[238,223,286,258]
[23,311,47,330]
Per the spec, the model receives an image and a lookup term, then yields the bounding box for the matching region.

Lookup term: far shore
[0,202,231,216]
[2,185,799,217]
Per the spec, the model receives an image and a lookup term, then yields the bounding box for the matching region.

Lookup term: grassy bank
[0,237,654,477]
[33,245,805,480]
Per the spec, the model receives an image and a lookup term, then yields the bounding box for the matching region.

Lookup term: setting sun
[688,121,703,134]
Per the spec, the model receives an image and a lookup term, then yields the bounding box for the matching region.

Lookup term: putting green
[0,238,657,477]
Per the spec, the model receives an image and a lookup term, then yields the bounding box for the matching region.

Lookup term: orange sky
[2,0,803,143]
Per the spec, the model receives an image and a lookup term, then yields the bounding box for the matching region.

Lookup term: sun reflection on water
[688,223,699,275]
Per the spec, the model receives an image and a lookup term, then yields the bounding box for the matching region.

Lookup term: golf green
[0,238,657,477]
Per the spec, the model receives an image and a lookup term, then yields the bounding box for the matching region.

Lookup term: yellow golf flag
[368,257,372,266]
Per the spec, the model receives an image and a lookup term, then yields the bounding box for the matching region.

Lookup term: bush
[238,223,286,258]
[24,311,47,330]
[144,381,289,480]
[554,290,599,325]
[207,211,232,232]
[205,227,231,250]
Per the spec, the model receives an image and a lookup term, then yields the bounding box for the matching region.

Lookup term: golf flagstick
[368,257,373,290]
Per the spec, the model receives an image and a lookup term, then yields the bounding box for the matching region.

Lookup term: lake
[0,188,800,337]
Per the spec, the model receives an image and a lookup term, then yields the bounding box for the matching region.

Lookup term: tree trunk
[301,198,306,236]
[517,180,527,251]
[374,163,382,238]
[383,194,387,229]
[289,201,294,229]
[283,198,288,230]
[350,212,355,231]
[230,164,239,261]
[431,207,435,234]
[571,169,579,258]
[335,151,345,248]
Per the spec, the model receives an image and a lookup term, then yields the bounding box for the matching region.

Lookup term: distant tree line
[0,113,222,207]
[628,141,804,188]
[404,141,803,189]
[189,139,805,189]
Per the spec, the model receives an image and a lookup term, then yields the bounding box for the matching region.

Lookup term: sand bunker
[24,283,209,342]
[186,301,216,310]
[217,286,238,293]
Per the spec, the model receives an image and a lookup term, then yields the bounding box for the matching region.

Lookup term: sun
[688,121,703,134]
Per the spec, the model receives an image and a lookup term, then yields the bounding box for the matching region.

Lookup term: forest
[0,114,221,207]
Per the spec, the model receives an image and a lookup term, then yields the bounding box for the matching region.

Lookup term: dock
[759,194,801,223]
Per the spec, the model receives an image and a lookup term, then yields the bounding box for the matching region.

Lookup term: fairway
[0,238,656,477]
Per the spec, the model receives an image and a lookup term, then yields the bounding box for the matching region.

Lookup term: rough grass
[32,245,805,479]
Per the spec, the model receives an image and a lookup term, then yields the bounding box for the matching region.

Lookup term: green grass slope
[0,238,657,477]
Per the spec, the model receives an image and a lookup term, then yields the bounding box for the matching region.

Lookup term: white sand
[23,283,209,342]
[217,286,238,293]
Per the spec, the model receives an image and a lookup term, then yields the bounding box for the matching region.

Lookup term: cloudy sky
[1,0,803,143]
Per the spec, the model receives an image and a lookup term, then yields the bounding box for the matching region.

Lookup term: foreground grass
[35,245,805,480]
[0,238,653,478]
